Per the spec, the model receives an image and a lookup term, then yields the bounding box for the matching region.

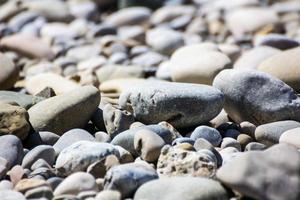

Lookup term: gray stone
[255,120,300,146]
[172,137,194,145]
[220,137,241,151]
[244,142,267,151]
[54,172,97,196]
[46,177,63,191]
[217,144,300,200]
[190,126,222,147]
[95,131,111,143]
[0,135,23,168]
[0,190,26,200]
[119,81,224,128]
[104,163,158,198]
[213,69,300,125]
[28,86,100,135]
[53,129,95,155]
[254,34,299,50]
[22,145,55,169]
[134,177,229,200]
[131,51,165,68]
[55,141,119,176]
[24,131,60,148]
[25,186,53,199]
[279,127,300,149]
[95,190,121,200]
[0,53,19,90]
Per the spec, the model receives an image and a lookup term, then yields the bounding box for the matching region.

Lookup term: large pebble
[217,144,300,200]
[119,81,224,128]
[0,135,23,168]
[0,53,19,90]
[279,127,300,148]
[55,141,119,176]
[21,145,55,169]
[134,177,229,200]
[104,163,158,198]
[28,86,100,135]
[213,69,300,125]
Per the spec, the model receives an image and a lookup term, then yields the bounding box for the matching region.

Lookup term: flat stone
[0,135,23,168]
[15,178,48,193]
[134,177,229,200]
[21,145,55,169]
[213,69,300,125]
[119,81,224,128]
[254,34,299,50]
[217,144,300,200]
[0,53,19,90]
[28,86,100,135]
[279,127,300,148]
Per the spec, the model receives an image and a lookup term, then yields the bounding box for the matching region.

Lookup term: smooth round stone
[0,53,19,90]
[134,129,165,162]
[55,141,119,176]
[108,52,128,64]
[155,61,172,80]
[190,126,222,147]
[234,46,280,69]
[217,144,300,200]
[222,129,240,139]
[0,103,30,140]
[106,7,151,27]
[254,34,299,50]
[95,131,111,143]
[25,73,80,95]
[77,56,107,71]
[8,11,39,32]
[244,142,266,151]
[172,137,195,146]
[279,127,300,148]
[221,138,241,151]
[15,178,48,193]
[100,78,146,95]
[21,145,55,169]
[134,177,229,200]
[131,51,166,68]
[46,177,63,191]
[0,190,26,200]
[258,46,300,92]
[239,121,256,138]
[209,109,229,128]
[119,81,224,128]
[54,172,97,196]
[28,86,100,135]
[146,28,184,55]
[0,157,9,179]
[119,25,145,42]
[25,185,53,199]
[0,135,23,168]
[0,34,54,60]
[237,134,253,150]
[213,69,300,125]
[226,7,279,37]
[26,131,60,148]
[170,44,231,85]
[95,190,121,200]
[104,163,158,198]
[0,180,13,190]
[255,120,300,147]
[40,23,78,39]
[53,129,95,155]
[66,44,101,62]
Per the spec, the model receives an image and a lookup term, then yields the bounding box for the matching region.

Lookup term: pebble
[220,137,241,151]
[134,177,229,200]
[54,172,97,196]
[28,86,100,135]
[0,190,26,200]
[254,34,299,50]
[0,135,23,168]
[25,131,60,148]
[119,81,224,128]
[21,145,55,169]
[190,126,222,147]
[0,53,19,90]
[15,178,49,193]
[279,127,300,148]
[244,142,267,151]
[24,185,53,199]
[213,69,300,125]
[95,190,121,200]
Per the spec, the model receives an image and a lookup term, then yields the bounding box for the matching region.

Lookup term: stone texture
[279,127,300,148]
[21,145,55,169]
[0,53,19,90]
[0,135,23,168]
[190,126,222,147]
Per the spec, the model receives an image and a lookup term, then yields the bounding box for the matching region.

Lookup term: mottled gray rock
[0,135,23,168]
[0,53,19,90]
[190,126,222,147]
[55,141,119,176]
[28,86,100,135]
[54,172,97,196]
[22,145,55,169]
[217,144,300,200]
[53,129,95,155]
[213,69,300,125]
[104,163,158,198]
[134,177,229,200]
[255,120,300,146]
[119,81,224,128]
[0,190,26,200]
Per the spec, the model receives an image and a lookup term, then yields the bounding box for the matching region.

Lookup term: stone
[237,134,253,150]
[95,190,121,200]
[15,178,48,193]
[53,129,95,155]
[217,144,300,200]
[66,44,101,62]
[0,103,30,140]
[255,120,300,146]
[54,172,97,196]
[35,87,56,98]
[104,163,158,198]
[0,135,23,168]
[220,137,241,151]
[0,180,13,190]
[25,73,80,95]
[55,141,119,176]
[134,177,229,200]
[0,91,44,110]
[239,121,256,138]
[28,86,100,135]
[234,46,280,69]
[172,137,194,145]
[170,44,231,85]
[244,142,266,151]
[103,104,134,138]
[119,81,224,128]
[0,34,54,59]
[190,126,222,147]
[134,129,165,162]
[0,190,26,200]
[279,127,300,148]
[157,145,217,178]
[222,128,240,139]
[86,155,119,179]
[213,69,300,125]
[258,47,300,92]
[254,34,299,50]
[21,145,55,169]
[46,177,63,191]
[0,157,9,179]
[25,186,53,199]
[40,23,79,40]
[25,131,60,148]
[77,56,107,72]
[131,51,166,68]
[106,7,151,27]
[146,28,184,56]
[95,131,111,143]
[0,53,19,90]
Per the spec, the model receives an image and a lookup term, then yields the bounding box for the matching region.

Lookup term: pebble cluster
[0,0,300,200]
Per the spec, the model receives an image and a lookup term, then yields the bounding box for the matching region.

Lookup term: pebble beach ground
[0,0,300,200]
